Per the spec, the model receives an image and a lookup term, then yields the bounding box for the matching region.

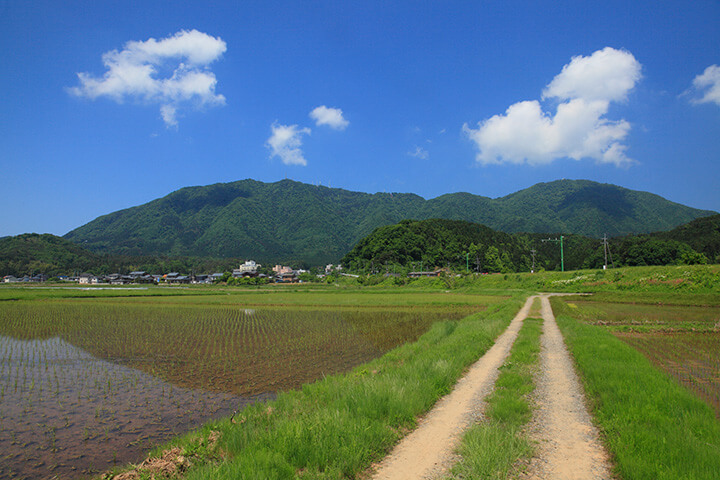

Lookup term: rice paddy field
[0,286,497,479]
[560,292,720,417]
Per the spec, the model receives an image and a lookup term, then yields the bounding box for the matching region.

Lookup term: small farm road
[520,294,612,480]
[370,293,612,479]
[370,295,535,479]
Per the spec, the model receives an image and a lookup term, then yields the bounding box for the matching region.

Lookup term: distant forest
[2,214,718,278]
[62,178,716,265]
[341,216,719,274]
[0,234,253,278]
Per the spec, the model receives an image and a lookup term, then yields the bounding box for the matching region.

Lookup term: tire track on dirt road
[370,296,536,480]
[521,295,612,480]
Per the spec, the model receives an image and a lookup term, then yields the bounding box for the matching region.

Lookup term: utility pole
[603,234,608,270]
[530,248,536,273]
[602,234,614,269]
[542,235,564,272]
[466,252,469,273]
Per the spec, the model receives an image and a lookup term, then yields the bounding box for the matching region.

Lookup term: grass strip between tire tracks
[448,303,542,479]
[551,297,720,480]
[105,294,526,479]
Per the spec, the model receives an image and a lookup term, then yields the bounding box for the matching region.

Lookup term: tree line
[340,219,712,274]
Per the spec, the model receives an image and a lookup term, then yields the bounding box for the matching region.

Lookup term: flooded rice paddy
[0,299,475,479]
[565,297,720,417]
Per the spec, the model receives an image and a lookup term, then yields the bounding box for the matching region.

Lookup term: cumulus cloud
[543,47,642,102]
[309,106,349,130]
[408,146,429,160]
[266,123,311,166]
[69,29,227,127]
[685,65,720,107]
[464,47,641,167]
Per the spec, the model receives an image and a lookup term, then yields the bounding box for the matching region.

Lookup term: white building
[233,260,261,277]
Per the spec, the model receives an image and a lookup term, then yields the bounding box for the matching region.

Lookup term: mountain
[340,218,602,273]
[63,179,716,264]
[0,233,99,277]
[342,218,711,273]
[652,214,720,263]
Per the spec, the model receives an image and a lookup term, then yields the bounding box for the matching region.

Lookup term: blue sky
[2,0,719,237]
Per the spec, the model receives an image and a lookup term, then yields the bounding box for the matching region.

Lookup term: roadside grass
[389,264,720,295]
[3,264,718,304]
[552,298,720,480]
[577,290,720,307]
[101,295,526,479]
[448,311,543,479]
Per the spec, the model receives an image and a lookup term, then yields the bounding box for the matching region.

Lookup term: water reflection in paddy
[0,302,476,478]
[0,335,260,479]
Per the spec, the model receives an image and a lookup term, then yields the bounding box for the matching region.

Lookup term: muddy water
[0,336,268,479]
[0,303,469,479]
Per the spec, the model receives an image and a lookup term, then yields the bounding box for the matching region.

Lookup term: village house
[273,265,293,275]
[325,264,343,274]
[275,271,299,283]
[233,260,260,278]
[78,273,99,285]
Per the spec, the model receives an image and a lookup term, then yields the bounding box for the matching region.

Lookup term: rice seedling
[553,297,720,479]
[563,293,720,417]
[0,290,486,479]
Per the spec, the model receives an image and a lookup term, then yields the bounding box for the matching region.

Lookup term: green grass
[552,297,720,480]
[448,312,543,479]
[103,295,526,479]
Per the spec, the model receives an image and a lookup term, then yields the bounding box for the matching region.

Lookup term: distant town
[2,260,348,285]
[1,259,458,285]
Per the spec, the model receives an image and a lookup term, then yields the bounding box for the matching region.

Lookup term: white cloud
[160,104,178,128]
[464,47,641,167]
[686,65,720,107]
[266,123,311,166]
[309,106,349,130]
[543,47,641,102]
[69,29,226,127]
[408,146,429,160]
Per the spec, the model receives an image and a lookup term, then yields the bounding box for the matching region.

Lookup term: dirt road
[370,296,536,480]
[371,293,613,480]
[520,295,612,480]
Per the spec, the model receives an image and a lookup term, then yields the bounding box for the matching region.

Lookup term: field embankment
[447,301,542,479]
[520,296,611,479]
[0,287,504,479]
[372,296,534,479]
[552,296,720,479]
[103,294,525,479]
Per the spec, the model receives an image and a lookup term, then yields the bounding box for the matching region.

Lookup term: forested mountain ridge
[341,218,712,273]
[0,233,99,277]
[653,214,720,263]
[63,178,716,264]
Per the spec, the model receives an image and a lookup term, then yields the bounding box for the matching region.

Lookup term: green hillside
[653,214,720,263]
[341,219,711,274]
[63,179,716,264]
[0,233,99,277]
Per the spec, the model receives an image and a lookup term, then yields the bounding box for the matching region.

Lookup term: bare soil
[520,295,612,480]
[370,296,537,479]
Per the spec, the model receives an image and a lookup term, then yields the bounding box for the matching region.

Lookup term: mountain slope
[0,233,99,277]
[652,214,720,263]
[64,179,716,263]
